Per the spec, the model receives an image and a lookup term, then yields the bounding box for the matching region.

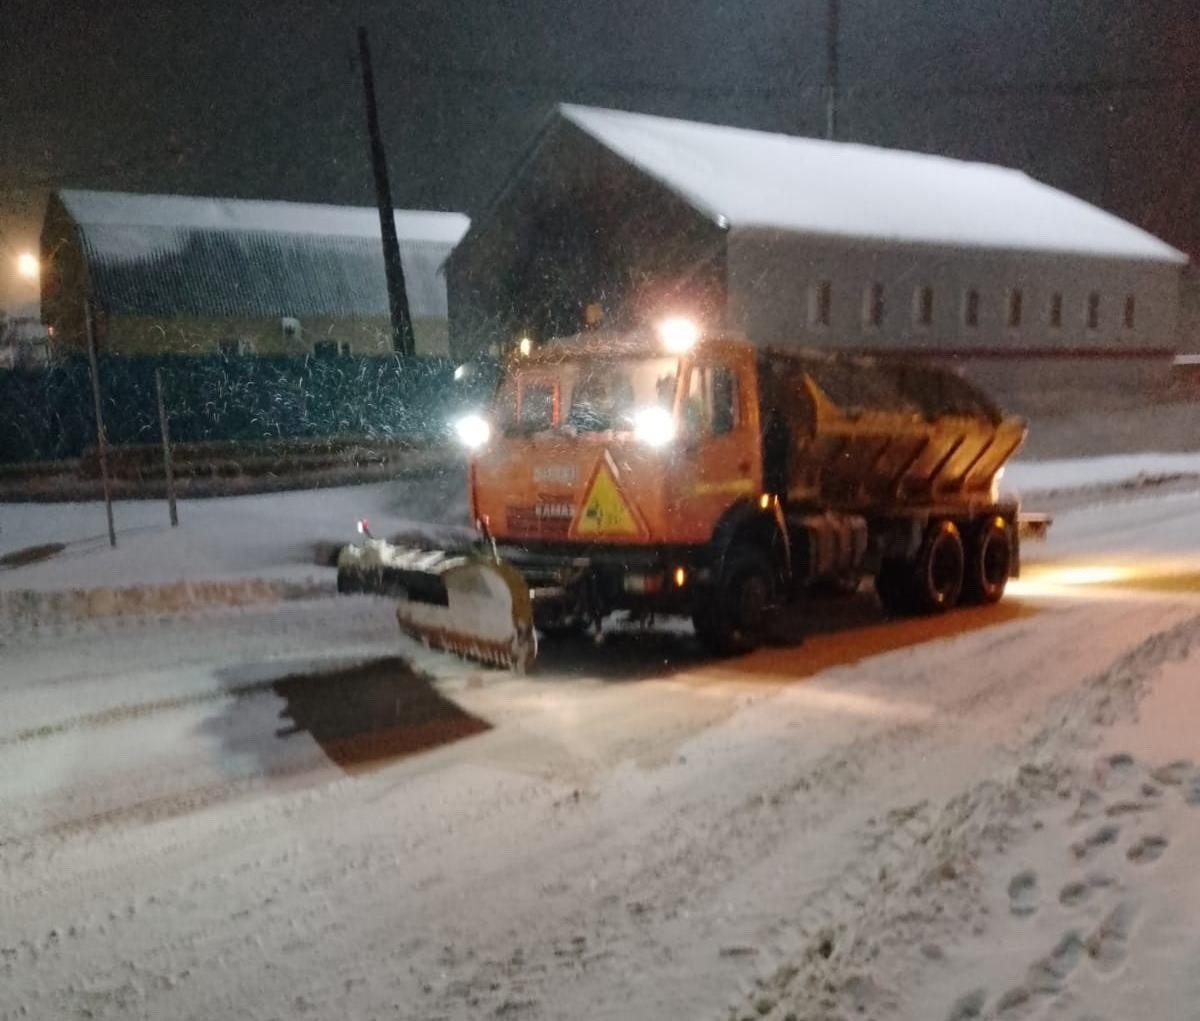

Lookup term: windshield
[496,355,679,435]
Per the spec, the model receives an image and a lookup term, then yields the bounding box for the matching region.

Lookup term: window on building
[1007,289,1023,329]
[914,286,934,328]
[1049,292,1063,329]
[1087,292,1101,330]
[1124,295,1136,329]
[808,280,832,327]
[963,289,980,328]
[862,283,884,328]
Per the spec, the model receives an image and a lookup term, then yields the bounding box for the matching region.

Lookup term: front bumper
[497,542,711,624]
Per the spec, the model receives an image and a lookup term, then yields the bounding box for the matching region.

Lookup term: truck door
[672,355,762,543]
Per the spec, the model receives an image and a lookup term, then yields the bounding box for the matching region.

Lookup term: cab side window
[711,365,737,435]
[685,364,740,436]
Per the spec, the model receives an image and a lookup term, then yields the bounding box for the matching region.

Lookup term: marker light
[452,413,492,449]
[657,316,699,353]
[518,336,533,357]
[631,406,677,448]
[673,567,687,588]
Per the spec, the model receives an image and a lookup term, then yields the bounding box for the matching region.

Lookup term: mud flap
[337,542,537,672]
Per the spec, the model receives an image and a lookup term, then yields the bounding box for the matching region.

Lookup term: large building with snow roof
[447,104,1190,409]
[41,189,468,358]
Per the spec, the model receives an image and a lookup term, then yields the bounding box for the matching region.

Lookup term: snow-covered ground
[2,460,1199,1020]
[1004,452,1200,496]
[0,468,467,593]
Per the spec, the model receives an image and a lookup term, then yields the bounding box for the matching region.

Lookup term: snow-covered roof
[54,190,469,320]
[560,105,1186,264]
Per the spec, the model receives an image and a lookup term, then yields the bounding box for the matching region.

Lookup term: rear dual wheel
[875,520,965,616]
[962,517,1012,605]
[875,517,1013,616]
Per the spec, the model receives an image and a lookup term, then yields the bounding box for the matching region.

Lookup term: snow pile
[0,470,467,595]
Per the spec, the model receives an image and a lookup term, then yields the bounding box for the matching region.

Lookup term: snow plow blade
[337,541,537,672]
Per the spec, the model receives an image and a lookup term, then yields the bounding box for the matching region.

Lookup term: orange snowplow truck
[340,321,1027,669]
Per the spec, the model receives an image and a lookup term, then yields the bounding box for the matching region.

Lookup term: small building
[41,189,468,358]
[447,104,1189,410]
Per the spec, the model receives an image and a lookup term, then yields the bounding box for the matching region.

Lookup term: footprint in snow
[1105,799,1154,817]
[1027,930,1086,993]
[1098,752,1137,789]
[1059,873,1117,908]
[1150,759,1195,787]
[994,931,1086,1016]
[1126,834,1169,865]
[1070,823,1120,862]
[1086,901,1138,973]
[945,988,986,1021]
[1007,870,1039,917]
[1069,789,1104,826]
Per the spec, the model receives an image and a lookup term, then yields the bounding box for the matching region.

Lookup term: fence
[0,354,497,465]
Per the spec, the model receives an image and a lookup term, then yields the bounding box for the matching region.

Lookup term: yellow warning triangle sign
[572,457,643,538]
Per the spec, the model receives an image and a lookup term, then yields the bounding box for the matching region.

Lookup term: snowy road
[3,490,1200,1020]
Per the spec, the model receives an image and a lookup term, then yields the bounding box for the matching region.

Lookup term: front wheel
[693,545,774,656]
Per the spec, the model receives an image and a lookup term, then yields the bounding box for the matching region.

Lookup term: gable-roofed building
[41,189,468,358]
[447,104,1189,410]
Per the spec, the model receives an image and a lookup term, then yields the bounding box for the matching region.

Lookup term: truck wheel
[693,545,774,655]
[962,517,1012,605]
[911,520,965,613]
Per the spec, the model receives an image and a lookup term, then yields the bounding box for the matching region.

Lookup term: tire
[911,519,965,613]
[693,544,774,656]
[962,516,1012,605]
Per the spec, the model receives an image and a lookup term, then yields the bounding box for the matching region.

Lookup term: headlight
[452,413,491,449]
[657,316,699,353]
[631,406,677,448]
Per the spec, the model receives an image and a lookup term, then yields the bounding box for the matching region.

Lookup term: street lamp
[16,252,39,281]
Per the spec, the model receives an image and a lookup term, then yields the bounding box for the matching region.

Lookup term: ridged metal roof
[57,190,469,320]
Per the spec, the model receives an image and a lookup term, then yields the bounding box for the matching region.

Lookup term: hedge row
[0,354,497,465]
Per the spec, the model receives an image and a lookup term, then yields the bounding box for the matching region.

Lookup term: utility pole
[85,300,117,548]
[358,26,416,357]
[825,0,840,142]
[155,368,179,527]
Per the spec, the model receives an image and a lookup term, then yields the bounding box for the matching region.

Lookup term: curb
[0,576,334,637]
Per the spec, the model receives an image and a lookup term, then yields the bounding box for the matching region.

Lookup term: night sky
[2,0,1197,308]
